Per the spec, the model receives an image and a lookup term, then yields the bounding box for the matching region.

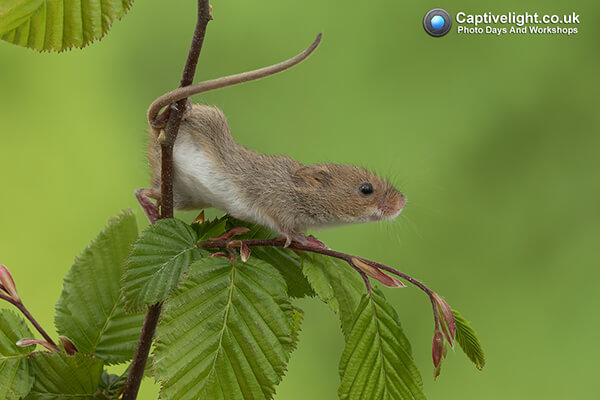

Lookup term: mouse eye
[359,183,374,195]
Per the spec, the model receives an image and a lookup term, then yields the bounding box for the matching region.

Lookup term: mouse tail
[147,33,322,127]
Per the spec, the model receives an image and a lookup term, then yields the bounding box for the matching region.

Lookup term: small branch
[200,239,435,297]
[123,1,211,399]
[202,237,447,333]
[360,258,433,296]
[0,294,58,348]
[0,292,13,304]
[14,302,57,348]
[430,296,440,330]
[121,303,161,400]
[159,0,211,219]
[361,271,372,293]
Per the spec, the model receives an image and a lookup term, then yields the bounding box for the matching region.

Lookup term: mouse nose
[380,192,406,219]
[396,193,407,210]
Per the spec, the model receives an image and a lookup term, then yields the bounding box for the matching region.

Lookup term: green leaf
[254,246,314,298]
[54,210,144,364]
[301,253,364,337]
[0,309,34,400]
[98,369,127,398]
[453,310,485,370]
[226,217,314,298]
[123,218,207,312]
[25,352,103,399]
[289,306,303,352]
[191,215,228,240]
[0,0,134,52]
[339,288,425,400]
[154,257,300,400]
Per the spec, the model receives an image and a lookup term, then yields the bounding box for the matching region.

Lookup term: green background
[1,0,598,399]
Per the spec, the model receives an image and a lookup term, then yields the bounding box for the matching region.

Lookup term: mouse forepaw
[284,236,292,248]
[275,232,303,248]
[277,232,327,249]
[135,188,161,224]
[152,108,171,130]
[305,234,328,249]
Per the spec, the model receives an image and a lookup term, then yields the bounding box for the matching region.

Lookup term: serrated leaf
[301,253,364,337]
[154,257,299,400]
[0,0,134,52]
[252,247,313,298]
[453,310,485,370]
[25,352,103,399]
[54,210,144,364]
[192,216,228,240]
[226,217,314,298]
[0,309,34,400]
[339,289,425,400]
[98,369,127,398]
[289,307,303,352]
[123,218,207,312]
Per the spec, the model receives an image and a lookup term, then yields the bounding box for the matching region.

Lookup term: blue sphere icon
[424,8,452,37]
[431,15,445,30]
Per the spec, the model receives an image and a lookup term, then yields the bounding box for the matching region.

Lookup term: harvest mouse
[137,34,406,246]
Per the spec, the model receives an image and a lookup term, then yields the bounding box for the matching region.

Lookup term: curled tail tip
[310,32,323,51]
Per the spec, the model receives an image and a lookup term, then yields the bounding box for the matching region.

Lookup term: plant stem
[203,238,445,328]
[121,303,161,400]
[201,239,435,298]
[160,0,211,219]
[14,302,58,348]
[0,294,58,348]
[122,2,211,399]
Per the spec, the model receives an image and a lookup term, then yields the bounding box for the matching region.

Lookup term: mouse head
[293,164,406,225]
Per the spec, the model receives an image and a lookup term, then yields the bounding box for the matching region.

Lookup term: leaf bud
[432,292,456,347]
[16,338,59,352]
[351,258,405,288]
[59,335,78,355]
[0,265,19,302]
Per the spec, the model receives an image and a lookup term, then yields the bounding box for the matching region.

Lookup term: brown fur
[146,105,405,240]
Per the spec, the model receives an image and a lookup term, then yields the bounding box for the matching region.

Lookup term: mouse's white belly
[172,135,278,230]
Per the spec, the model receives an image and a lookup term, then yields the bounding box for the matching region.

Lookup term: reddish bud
[351,258,406,288]
[432,292,456,347]
[59,336,78,355]
[240,242,251,262]
[432,330,444,368]
[0,265,19,302]
[208,252,229,258]
[16,338,59,352]
[226,248,237,264]
[212,226,250,241]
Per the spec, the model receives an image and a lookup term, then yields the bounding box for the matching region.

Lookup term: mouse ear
[293,165,332,187]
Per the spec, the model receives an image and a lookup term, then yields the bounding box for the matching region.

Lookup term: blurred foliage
[0,0,133,52]
[0,0,598,398]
